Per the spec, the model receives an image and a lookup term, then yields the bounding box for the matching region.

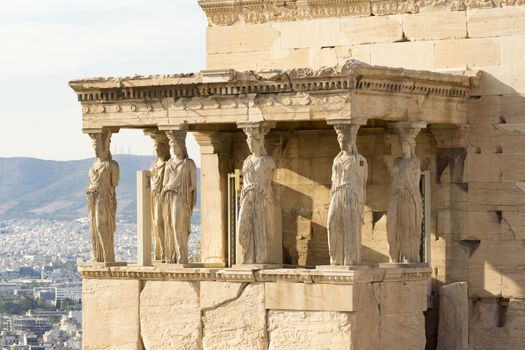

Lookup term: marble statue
[327,123,368,266]
[237,124,276,264]
[387,126,423,263]
[86,130,120,263]
[161,130,197,264]
[145,130,171,262]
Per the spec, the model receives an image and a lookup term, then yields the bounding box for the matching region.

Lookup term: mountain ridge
[0,155,200,221]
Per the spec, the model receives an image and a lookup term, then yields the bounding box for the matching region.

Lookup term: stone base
[231,264,283,270]
[155,263,206,269]
[80,266,431,350]
[379,262,429,268]
[316,264,371,271]
[77,260,128,267]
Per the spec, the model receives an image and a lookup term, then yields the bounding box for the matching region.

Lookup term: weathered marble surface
[162,130,197,264]
[80,267,430,349]
[145,129,170,262]
[202,283,268,350]
[437,282,468,350]
[387,123,425,263]
[237,123,276,264]
[268,311,353,350]
[87,130,119,263]
[82,279,140,350]
[327,123,368,266]
[140,281,201,350]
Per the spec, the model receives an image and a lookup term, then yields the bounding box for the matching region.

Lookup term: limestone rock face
[437,282,468,350]
[267,311,353,350]
[82,279,141,350]
[202,283,267,350]
[139,281,201,350]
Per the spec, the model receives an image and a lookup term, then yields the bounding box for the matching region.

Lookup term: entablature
[69,60,478,131]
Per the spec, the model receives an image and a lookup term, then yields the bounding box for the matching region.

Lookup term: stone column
[324,119,368,268]
[84,127,123,265]
[387,122,427,264]
[193,132,232,265]
[235,121,278,265]
[144,129,171,263]
[161,127,197,264]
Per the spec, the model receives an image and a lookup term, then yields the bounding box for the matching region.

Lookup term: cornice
[69,61,475,105]
[78,264,432,284]
[198,0,525,26]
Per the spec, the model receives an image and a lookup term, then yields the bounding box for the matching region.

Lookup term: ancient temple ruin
[70,1,525,349]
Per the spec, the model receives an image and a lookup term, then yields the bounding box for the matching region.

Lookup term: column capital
[237,121,276,130]
[193,131,232,154]
[430,124,471,149]
[388,121,427,133]
[144,128,168,142]
[82,127,120,135]
[158,123,189,131]
[326,118,367,126]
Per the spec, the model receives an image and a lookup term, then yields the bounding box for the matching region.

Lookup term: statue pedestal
[155,262,226,269]
[231,264,282,270]
[315,265,370,271]
[379,262,429,268]
[77,260,127,268]
[78,265,431,350]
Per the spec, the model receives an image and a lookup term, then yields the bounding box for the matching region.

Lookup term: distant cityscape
[0,216,201,349]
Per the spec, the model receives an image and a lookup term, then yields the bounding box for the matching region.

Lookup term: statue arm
[330,161,336,196]
[362,157,368,200]
[190,160,197,209]
[111,161,120,188]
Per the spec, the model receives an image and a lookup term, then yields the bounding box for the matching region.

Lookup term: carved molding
[78,265,432,284]
[198,0,525,26]
[71,61,473,106]
[199,0,370,26]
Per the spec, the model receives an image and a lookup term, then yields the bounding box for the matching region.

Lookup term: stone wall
[204,4,525,349]
[81,266,429,350]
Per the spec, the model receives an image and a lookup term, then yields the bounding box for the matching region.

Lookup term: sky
[0,0,207,164]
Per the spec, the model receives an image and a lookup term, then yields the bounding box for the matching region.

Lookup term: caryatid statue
[86,130,120,263]
[236,122,276,264]
[327,122,368,266]
[161,130,197,264]
[387,122,425,263]
[145,129,171,262]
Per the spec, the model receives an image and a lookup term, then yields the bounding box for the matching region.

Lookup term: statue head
[399,127,418,158]
[166,130,188,160]
[90,130,112,161]
[334,124,359,154]
[145,129,170,161]
[243,125,269,157]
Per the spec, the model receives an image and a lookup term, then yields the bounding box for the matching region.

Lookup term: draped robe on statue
[87,159,119,262]
[237,155,276,264]
[327,152,368,266]
[387,157,423,263]
[162,158,197,263]
[150,159,167,261]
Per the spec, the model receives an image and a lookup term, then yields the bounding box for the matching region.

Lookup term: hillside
[0,156,200,221]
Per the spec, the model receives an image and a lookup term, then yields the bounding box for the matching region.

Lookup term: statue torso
[332,152,368,191]
[88,159,117,194]
[392,157,421,192]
